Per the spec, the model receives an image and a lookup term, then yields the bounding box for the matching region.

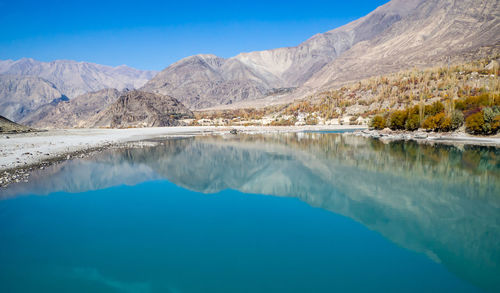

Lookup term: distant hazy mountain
[0,58,157,122]
[0,75,66,121]
[20,88,121,128]
[143,0,500,109]
[0,58,157,99]
[88,90,193,128]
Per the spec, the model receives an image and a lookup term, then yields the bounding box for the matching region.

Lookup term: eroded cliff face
[3,133,499,292]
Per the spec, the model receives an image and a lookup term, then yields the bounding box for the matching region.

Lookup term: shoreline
[0,125,362,187]
[1,124,498,188]
[350,129,500,147]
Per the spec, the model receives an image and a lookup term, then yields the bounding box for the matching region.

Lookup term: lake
[0,132,499,292]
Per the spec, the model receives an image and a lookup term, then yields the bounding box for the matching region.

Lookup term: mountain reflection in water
[1,133,499,292]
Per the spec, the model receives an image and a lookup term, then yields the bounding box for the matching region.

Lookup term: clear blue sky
[0,0,389,70]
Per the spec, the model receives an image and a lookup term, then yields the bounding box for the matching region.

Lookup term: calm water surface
[0,133,499,292]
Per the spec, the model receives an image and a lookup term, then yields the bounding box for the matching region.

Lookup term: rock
[485,60,499,70]
[414,133,428,139]
[380,128,392,135]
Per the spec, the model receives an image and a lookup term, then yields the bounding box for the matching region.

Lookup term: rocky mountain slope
[0,115,35,133]
[302,0,500,92]
[0,75,66,121]
[141,0,411,109]
[88,90,193,128]
[20,88,121,128]
[0,58,157,98]
[143,0,500,110]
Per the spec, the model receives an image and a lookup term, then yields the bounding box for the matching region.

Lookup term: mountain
[302,0,500,92]
[0,58,157,98]
[0,75,66,121]
[88,90,193,128]
[142,0,500,110]
[20,88,121,128]
[141,54,270,109]
[0,115,35,133]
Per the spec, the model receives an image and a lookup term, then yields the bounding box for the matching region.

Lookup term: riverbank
[350,128,500,146]
[3,124,499,188]
[0,125,365,187]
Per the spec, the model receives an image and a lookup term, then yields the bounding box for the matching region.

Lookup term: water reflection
[1,133,499,291]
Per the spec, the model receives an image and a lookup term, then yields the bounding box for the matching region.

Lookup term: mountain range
[1,0,499,127]
[0,59,157,122]
[143,0,500,109]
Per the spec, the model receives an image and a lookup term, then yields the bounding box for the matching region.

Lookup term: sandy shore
[0,125,365,172]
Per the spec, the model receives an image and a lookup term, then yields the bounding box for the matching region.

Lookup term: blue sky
[0,0,389,70]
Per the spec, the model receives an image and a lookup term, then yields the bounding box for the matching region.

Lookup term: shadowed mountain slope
[88,90,193,128]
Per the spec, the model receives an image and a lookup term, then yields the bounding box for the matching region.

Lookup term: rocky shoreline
[0,125,363,189]
[1,125,498,189]
[351,128,500,147]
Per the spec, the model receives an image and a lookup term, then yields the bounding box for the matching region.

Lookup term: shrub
[422,113,446,131]
[492,115,500,134]
[370,115,386,130]
[439,116,452,132]
[455,100,466,111]
[305,116,318,125]
[465,112,485,134]
[389,110,408,130]
[450,111,464,130]
[405,114,420,131]
[483,107,496,123]
[424,101,444,116]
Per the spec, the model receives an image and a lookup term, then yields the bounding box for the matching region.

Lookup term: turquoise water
[0,133,499,292]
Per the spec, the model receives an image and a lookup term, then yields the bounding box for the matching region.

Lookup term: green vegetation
[465,107,500,134]
[374,95,499,134]
[370,115,386,129]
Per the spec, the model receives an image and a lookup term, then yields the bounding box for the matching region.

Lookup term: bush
[305,116,318,125]
[370,115,386,130]
[450,111,464,130]
[422,113,446,131]
[465,112,485,134]
[483,107,496,123]
[424,101,444,116]
[492,115,500,134]
[405,114,420,131]
[439,116,452,132]
[389,110,408,130]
